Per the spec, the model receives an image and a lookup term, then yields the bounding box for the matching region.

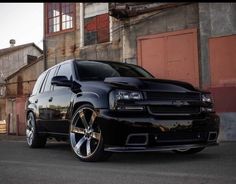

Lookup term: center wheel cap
[84,128,93,138]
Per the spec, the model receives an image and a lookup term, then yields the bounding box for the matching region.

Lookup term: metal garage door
[209,34,236,112]
[137,28,199,87]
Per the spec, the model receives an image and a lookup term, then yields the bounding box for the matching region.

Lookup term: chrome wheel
[26,112,47,148]
[26,113,35,146]
[70,106,102,159]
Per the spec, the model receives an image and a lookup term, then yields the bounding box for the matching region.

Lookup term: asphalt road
[0,139,236,184]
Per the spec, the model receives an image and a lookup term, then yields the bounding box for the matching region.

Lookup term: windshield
[75,60,154,81]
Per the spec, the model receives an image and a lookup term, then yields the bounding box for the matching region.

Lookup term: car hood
[104,77,199,92]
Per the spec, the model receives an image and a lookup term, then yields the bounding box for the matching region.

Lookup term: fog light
[201,107,214,112]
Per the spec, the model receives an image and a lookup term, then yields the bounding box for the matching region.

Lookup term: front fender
[71,91,109,111]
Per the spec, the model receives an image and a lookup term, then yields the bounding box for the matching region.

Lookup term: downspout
[43,4,47,70]
[122,24,125,63]
[43,38,47,70]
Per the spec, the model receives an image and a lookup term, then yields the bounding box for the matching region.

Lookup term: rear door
[37,66,58,132]
[46,62,74,134]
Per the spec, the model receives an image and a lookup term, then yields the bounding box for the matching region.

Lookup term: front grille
[148,106,200,114]
[146,91,201,115]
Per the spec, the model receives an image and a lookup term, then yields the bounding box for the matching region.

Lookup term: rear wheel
[70,104,111,162]
[26,112,47,148]
[173,147,205,154]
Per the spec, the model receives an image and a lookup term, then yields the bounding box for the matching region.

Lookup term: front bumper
[96,109,220,152]
[104,142,218,152]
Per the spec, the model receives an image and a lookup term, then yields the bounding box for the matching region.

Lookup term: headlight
[116,90,143,100]
[109,90,144,111]
[202,93,213,103]
[201,93,215,112]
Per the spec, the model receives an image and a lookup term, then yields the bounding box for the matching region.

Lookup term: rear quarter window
[31,72,47,96]
[42,67,57,92]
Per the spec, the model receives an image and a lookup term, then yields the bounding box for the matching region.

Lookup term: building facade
[0,43,43,135]
[43,3,236,140]
[4,56,44,135]
[0,42,43,80]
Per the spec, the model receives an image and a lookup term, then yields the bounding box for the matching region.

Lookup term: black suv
[26,59,220,162]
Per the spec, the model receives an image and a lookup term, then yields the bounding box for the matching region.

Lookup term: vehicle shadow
[44,142,220,164]
[44,141,71,151]
[107,150,219,164]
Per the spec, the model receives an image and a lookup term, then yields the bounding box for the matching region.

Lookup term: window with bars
[46,3,75,35]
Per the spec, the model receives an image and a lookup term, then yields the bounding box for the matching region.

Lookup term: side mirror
[51,76,72,87]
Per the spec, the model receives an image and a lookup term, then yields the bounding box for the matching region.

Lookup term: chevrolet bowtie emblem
[172,100,187,106]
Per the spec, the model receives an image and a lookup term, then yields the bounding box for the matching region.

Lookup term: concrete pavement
[0,137,236,184]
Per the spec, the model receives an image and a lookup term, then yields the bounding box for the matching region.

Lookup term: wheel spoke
[71,126,85,135]
[27,119,30,126]
[29,131,33,140]
[28,131,32,136]
[79,110,89,129]
[88,111,97,126]
[74,136,86,154]
[70,133,76,146]
[26,129,30,137]
[86,139,91,156]
[91,132,101,141]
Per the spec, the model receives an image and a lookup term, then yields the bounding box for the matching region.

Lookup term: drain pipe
[43,38,47,70]
[122,24,126,63]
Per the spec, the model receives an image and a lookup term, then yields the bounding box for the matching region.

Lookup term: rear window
[75,61,153,81]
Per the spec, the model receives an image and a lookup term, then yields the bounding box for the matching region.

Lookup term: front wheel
[70,104,111,162]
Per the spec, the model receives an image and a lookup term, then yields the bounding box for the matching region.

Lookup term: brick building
[4,56,44,135]
[0,42,43,135]
[43,3,236,140]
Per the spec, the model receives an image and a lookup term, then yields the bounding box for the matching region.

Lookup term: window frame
[44,3,76,37]
[80,3,112,48]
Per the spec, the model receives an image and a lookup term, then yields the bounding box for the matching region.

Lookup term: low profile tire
[26,112,47,148]
[70,104,111,162]
[173,147,205,154]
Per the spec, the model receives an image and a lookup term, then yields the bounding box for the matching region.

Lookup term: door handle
[48,97,53,102]
[35,99,38,103]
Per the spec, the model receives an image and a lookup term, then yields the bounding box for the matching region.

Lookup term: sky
[0,3,43,50]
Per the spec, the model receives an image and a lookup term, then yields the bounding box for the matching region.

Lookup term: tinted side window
[57,63,72,80]
[54,63,72,90]
[32,72,47,95]
[43,67,57,92]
